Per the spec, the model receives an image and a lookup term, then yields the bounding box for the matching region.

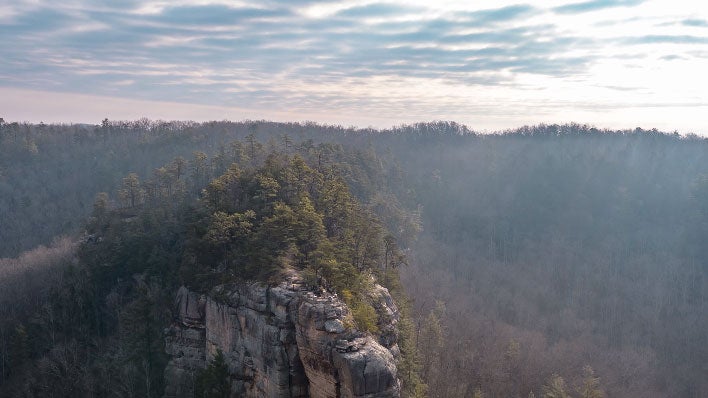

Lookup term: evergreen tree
[119,173,143,208]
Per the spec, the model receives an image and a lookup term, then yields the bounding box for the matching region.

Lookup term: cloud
[152,4,289,25]
[0,8,75,33]
[465,4,537,23]
[2,0,708,132]
[336,3,423,18]
[660,55,684,61]
[598,84,644,91]
[0,0,657,91]
[0,1,598,109]
[682,19,708,28]
[624,35,708,45]
[553,0,643,14]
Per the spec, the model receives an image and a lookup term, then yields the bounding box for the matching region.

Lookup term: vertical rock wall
[163,275,401,398]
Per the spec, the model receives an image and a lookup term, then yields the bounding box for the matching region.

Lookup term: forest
[0,118,706,397]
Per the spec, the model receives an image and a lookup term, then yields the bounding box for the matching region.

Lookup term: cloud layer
[1,0,708,132]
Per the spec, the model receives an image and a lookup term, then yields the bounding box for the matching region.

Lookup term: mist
[0,120,705,397]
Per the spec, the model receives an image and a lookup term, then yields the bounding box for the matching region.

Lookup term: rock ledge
[163,273,400,398]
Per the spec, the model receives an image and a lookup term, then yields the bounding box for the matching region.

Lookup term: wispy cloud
[1,0,708,132]
[151,4,290,25]
[553,0,643,14]
[623,35,708,44]
[336,3,424,18]
[464,4,538,23]
[682,18,708,28]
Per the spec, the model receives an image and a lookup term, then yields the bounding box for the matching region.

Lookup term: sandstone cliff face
[163,273,401,398]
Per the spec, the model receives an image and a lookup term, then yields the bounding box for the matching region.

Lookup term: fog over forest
[0,120,705,398]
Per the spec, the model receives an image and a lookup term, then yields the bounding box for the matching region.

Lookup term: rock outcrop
[163,272,400,398]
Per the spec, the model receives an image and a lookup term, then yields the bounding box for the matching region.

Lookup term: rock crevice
[163,274,400,398]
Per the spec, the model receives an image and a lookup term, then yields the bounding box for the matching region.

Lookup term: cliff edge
[163,272,401,398]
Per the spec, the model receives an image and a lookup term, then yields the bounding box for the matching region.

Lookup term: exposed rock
[163,273,400,398]
[325,319,346,334]
[163,288,208,398]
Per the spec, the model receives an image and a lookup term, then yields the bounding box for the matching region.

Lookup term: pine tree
[119,173,143,208]
[88,192,110,232]
[292,194,326,265]
[171,156,187,180]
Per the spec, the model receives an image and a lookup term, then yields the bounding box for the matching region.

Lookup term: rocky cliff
[163,272,401,398]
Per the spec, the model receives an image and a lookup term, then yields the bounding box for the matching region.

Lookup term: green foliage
[174,147,405,295]
[204,163,242,212]
[89,192,110,229]
[190,151,209,190]
[204,210,255,260]
[195,351,231,398]
[339,289,378,333]
[395,299,427,397]
[119,173,143,208]
[292,195,326,264]
[0,126,428,396]
[4,119,708,398]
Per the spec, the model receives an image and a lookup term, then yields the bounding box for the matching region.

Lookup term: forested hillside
[0,132,422,397]
[391,125,708,397]
[1,119,706,397]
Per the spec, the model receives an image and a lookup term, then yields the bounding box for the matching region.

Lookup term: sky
[1,0,708,133]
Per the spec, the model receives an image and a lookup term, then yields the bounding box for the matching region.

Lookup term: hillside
[1,120,706,397]
[0,136,422,397]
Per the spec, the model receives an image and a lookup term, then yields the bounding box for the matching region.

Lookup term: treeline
[0,137,423,397]
[0,118,389,257]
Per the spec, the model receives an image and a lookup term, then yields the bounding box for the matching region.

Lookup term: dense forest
[0,128,422,397]
[0,119,706,397]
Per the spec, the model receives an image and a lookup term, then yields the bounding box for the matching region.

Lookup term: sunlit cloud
[1,0,708,133]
